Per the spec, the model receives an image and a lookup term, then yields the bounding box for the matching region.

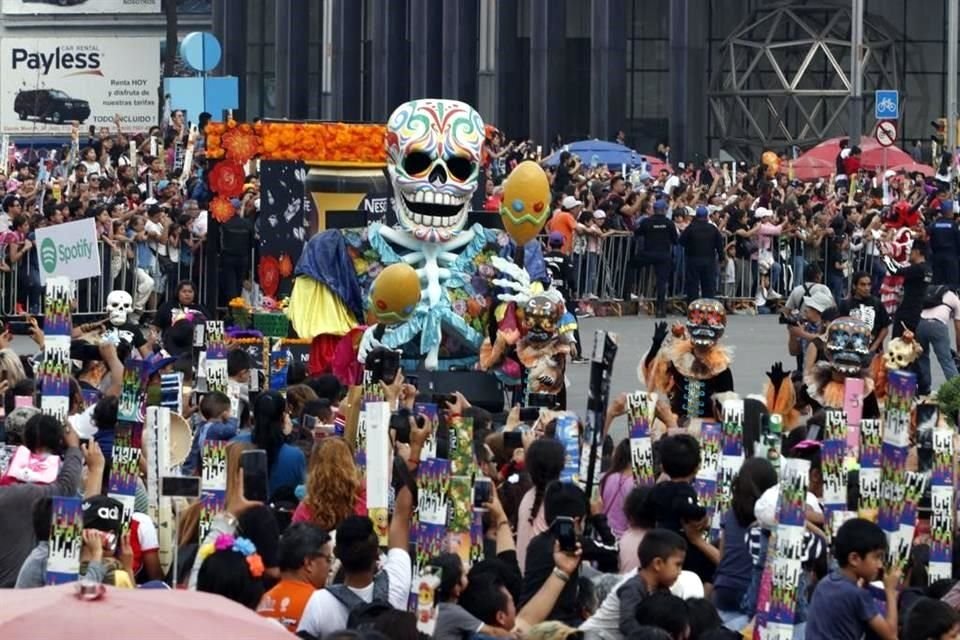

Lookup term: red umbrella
[886,161,936,177]
[794,136,916,175]
[788,155,834,181]
[0,584,293,638]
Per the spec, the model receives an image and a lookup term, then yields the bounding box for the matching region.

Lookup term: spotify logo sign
[34,218,101,285]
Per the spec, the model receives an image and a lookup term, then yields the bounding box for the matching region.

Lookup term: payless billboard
[0,39,159,134]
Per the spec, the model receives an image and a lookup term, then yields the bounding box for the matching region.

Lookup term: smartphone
[313,424,336,440]
[406,375,419,389]
[431,393,457,406]
[553,516,577,552]
[503,430,523,451]
[161,475,202,498]
[365,348,401,384]
[528,393,557,409]
[240,449,269,502]
[474,477,492,510]
[518,407,540,423]
[4,321,31,336]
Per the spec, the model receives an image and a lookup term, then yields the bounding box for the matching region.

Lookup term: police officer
[679,205,725,303]
[927,200,960,289]
[633,198,677,317]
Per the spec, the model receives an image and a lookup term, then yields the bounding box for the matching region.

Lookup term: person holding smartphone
[518,482,617,626]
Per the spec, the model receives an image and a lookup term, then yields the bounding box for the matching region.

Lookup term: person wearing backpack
[916,284,960,395]
[297,486,413,637]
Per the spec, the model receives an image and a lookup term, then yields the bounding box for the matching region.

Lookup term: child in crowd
[0,413,62,486]
[805,518,900,640]
[649,435,715,587]
[580,528,687,639]
[618,486,656,573]
[182,391,238,476]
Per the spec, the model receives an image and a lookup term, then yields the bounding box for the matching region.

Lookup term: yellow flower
[228,297,248,309]
[197,542,216,563]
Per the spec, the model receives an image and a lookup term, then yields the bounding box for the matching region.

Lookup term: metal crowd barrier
[565,230,885,314]
[0,240,214,320]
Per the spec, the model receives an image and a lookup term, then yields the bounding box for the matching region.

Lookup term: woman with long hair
[292,437,364,530]
[234,390,306,498]
[516,438,565,574]
[713,457,778,617]
[599,438,636,537]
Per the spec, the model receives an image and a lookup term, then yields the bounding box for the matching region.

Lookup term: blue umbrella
[543,139,649,169]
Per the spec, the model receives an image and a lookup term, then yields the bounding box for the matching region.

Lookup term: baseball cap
[547,231,564,246]
[156,179,170,191]
[803,290,835,313]
[561,195,583,210]
[593,210,607,219]
[82,495,124,536]
[754,206,773,219]
[695,205,709,217]
[653,199,667,212]
[146,350,178,377]
[143,197,159,206]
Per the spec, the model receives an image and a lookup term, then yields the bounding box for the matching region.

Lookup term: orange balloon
[499,161,551,246]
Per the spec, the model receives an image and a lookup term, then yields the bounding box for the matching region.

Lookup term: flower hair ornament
[197,533,265,578]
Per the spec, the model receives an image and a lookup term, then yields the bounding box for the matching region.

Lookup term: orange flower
[208,161,246,198]
[209,196,236,223]
[221,128,260,163]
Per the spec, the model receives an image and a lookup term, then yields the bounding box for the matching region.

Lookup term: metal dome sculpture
[708,3,899,157]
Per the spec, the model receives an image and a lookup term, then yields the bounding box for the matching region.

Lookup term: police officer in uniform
[927,200,960,289]
[679,205,725,303]
[634,198,677,317]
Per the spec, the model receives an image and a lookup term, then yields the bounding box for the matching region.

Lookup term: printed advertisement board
[0,38,159,134]
[3,0,159,15]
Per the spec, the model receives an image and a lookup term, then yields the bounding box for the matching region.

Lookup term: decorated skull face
[825,317,872,374]
[882,334,923,371]
[106,290,133,326]
[522,295,562,344]
[686,298,726,347]
[386,99,485,243]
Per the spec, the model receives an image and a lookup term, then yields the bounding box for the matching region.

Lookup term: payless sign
[0,38,159,134]
[35,218,101,285]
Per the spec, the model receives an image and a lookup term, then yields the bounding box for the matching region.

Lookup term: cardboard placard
[46,497,83,585]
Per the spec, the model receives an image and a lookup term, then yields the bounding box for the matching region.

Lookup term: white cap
[754,206,773,219]
[561,195,583,210]
[593,210,607,219]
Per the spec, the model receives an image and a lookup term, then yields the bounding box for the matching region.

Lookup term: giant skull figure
[362,99,487,369]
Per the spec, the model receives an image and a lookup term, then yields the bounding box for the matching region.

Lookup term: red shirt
[843,155,861,176]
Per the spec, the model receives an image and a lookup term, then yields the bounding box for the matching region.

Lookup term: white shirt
[144,219,163,252]
[921,290,960,325]
[297,548,412,638]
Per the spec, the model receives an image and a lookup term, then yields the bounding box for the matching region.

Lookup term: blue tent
[543,139,649,168]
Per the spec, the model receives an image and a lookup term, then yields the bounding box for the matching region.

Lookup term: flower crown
[197,533,264,578]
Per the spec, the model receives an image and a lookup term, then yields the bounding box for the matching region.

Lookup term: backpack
[923,285,950,309]
[326,571,392,631]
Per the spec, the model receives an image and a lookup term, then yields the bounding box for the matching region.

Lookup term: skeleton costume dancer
[287,99,545,372]
[641,298,734,428]
[803,316,879,418]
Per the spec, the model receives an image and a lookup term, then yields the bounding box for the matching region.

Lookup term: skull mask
[825,317,872,374]
[686,298,726,347]
[106,290,133,327]
[882,335,923,371]
[386,99,485,243]
[522,295,562,344]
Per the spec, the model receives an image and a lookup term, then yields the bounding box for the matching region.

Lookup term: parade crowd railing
[567,230,883,314]
[0,240,213,321]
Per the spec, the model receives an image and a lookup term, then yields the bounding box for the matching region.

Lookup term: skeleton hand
[357,325,385,364]
[490,255,534,305]
[538,374,556,388]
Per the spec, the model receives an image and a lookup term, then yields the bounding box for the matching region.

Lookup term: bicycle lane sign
[875,90,899,120]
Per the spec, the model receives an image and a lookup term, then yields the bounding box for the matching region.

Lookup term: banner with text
[35,217,101,285]
[0,37,159,134]
[3,0,159,14]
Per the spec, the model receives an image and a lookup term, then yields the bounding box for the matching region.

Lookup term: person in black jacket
[519,482,617,626]
[890,239,932,338]
[219,203,256,305]
[679,206,724,303]
[634,199,678,317]
[927,201,960,289]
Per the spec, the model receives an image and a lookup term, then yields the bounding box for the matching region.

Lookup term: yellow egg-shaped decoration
[499,160,551,246]
[369,263,421,324]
